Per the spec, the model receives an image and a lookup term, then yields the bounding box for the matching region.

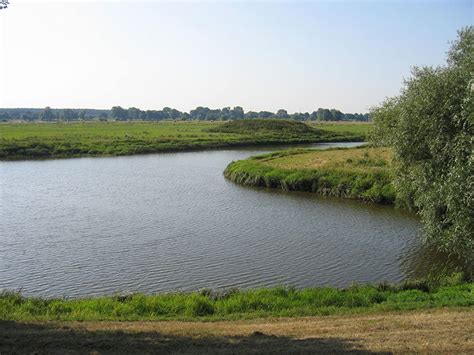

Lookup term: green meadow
[0,120,370,159]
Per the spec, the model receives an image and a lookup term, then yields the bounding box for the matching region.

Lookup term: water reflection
[400,242,472,280]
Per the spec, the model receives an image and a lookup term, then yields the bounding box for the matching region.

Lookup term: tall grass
[0,276,471,321]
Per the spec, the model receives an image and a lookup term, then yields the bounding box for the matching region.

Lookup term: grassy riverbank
[0,120,370,160]
[224,146,396,204]
[1,278,472,322]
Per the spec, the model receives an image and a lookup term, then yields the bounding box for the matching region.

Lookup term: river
[0,142,446,298]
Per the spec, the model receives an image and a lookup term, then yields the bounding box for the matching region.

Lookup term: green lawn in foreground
[0,121,372,159]
[1,278,472,322]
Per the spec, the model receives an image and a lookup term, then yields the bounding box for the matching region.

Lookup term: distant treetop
[0,106,370,122]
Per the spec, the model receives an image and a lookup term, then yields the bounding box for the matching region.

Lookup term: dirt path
[1,308,473,354]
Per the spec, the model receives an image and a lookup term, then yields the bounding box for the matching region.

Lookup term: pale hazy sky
[0,0,472,113]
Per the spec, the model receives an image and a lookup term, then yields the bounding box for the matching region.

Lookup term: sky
[0,0,472,113]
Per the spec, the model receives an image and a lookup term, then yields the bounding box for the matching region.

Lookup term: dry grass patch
[2,308,472,354]
[262,147,393,172]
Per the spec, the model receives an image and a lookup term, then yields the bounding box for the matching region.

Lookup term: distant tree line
[0,106,370,122]
[0,108,109,122]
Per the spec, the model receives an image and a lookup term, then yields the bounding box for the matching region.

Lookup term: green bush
[370,27,473,258]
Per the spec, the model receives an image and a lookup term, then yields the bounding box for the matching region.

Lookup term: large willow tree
[371,27,473,260]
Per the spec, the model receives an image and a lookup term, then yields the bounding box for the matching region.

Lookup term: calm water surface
[0,143,443,298]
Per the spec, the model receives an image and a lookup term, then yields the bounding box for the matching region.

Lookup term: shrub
[370,27,474,258]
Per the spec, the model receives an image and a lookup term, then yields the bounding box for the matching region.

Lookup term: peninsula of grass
[1,276,472,322]
[0,120,369,160]
[224,146,395,204]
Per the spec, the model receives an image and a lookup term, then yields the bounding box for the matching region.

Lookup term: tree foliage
[0,1,9,10]
[0,106,369,122]
[371,27,473,259]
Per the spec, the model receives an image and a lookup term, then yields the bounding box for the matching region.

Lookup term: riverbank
[1,309,473,354]
[0,121,369,160]
[224,146,395,204]
[1,278,472,322]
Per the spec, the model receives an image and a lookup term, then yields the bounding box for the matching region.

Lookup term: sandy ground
[1,308,473,354]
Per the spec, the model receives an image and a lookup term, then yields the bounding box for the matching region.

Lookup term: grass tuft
[1,275,472,322]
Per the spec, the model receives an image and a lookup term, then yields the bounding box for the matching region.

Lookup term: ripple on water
[0,143,438,298]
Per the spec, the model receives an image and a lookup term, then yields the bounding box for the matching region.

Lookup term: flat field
[310,121,373,136]
[0,121,371,159]
[1,309,473,354]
